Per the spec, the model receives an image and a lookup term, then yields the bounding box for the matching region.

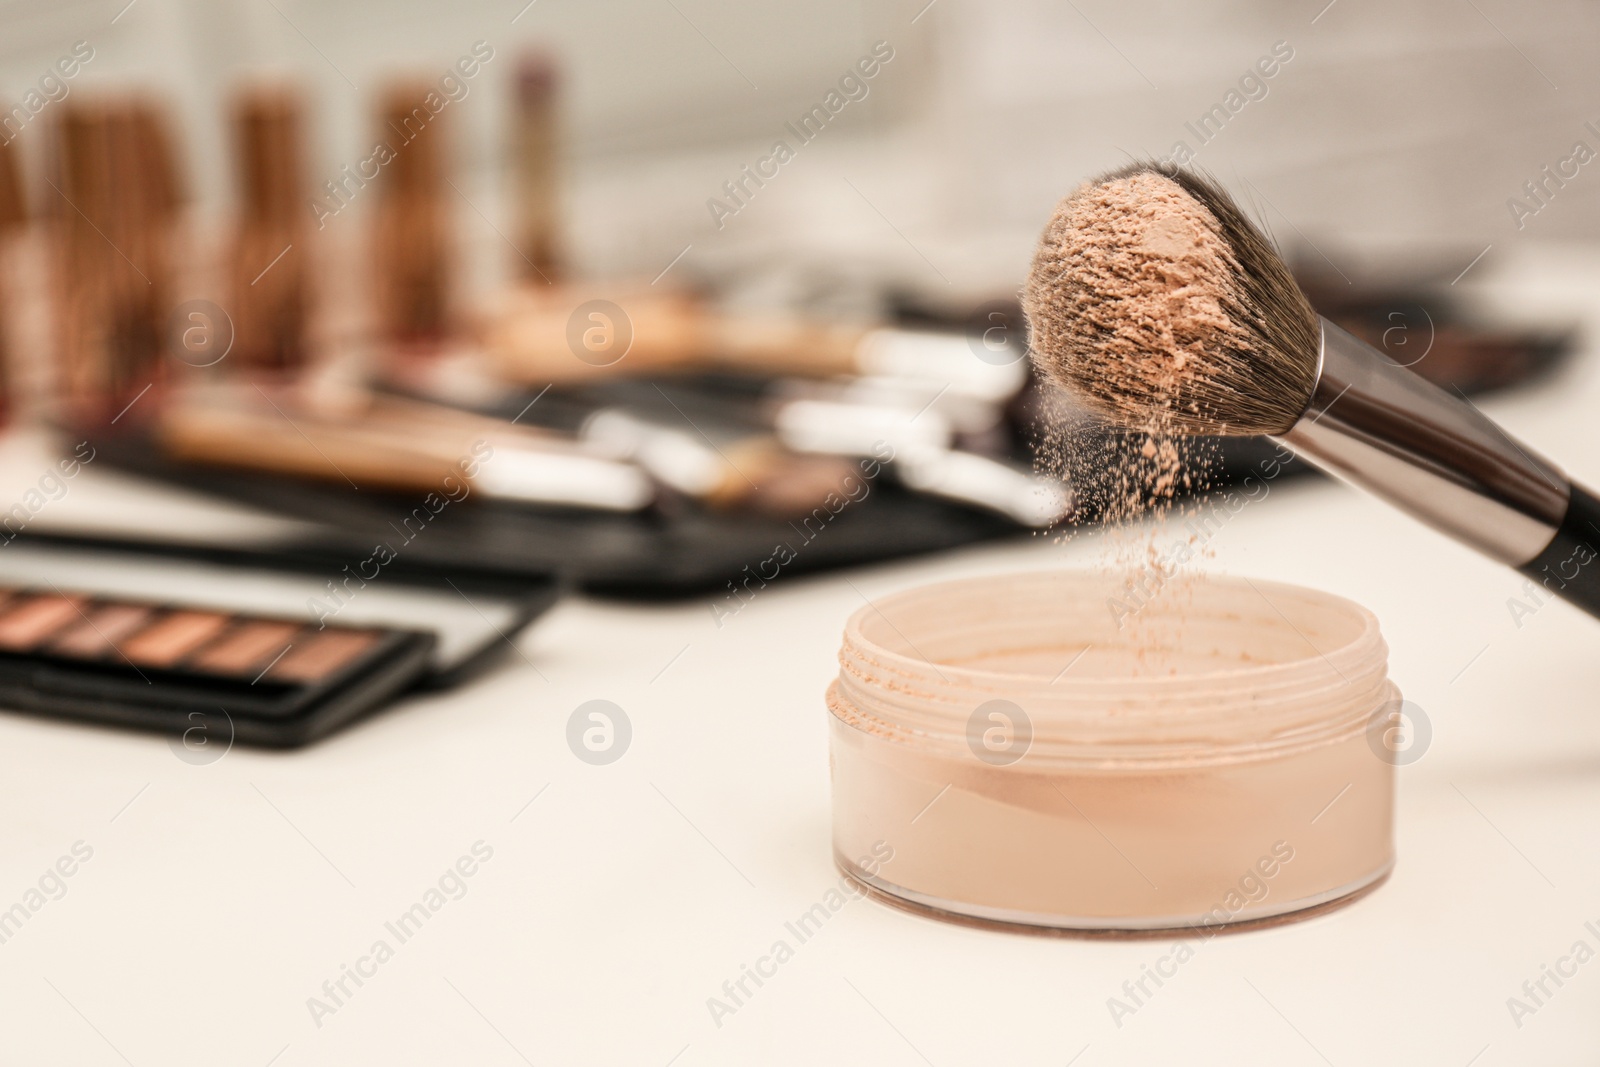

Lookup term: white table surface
[2,247,1599,1066]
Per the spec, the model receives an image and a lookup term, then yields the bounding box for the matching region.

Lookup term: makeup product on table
[1024,165,1600,619]
[51,99,180,423]
[0,137,22,232]
[579,404,859,517]
[392,365,1068,525]
[497,371,1061,522]
[0,134,27,423]
[485,283,701,381]
[0,531,559,745]
[0,586,433,745]
[829,571,1396,932]
[373,82,452,349]
[159,373,883,522]
[154,384,656,511]
[766,380,1070,527]
[484,300,1065,522]
[52,101,124,417]
[91,354,1043,594]
[95,414,1027,597]
[511,53,562,282]
[230,86,309,372]
[485,285,1027,397]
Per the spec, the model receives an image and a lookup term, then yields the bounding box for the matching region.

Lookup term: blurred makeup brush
[0,136,24,232]
[52,98,179,420]
[511,53,562,283]
[1023,163,1600,617]
[373,81,452,346]
[156,384,654,511]
[486,283,1022,401]
[0,135,25,423]
[230,86,309,371]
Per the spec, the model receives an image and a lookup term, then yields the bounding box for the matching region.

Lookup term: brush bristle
[1022,163,1320,437]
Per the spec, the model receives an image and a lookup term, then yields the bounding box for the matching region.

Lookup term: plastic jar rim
[833,571,1393,762]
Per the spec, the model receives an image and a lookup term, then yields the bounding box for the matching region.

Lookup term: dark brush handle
[1518,484,1600,618]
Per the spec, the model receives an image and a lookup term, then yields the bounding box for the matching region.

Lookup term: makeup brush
[155,385,654,511]
[373,82,452,346]
[52,98,179,421]
[230,86,309,372]
[0,136,24,232]
[1023,163,1600,616]
[511,53,562,283]
[486,284,1020,401]
[0,135,25,424]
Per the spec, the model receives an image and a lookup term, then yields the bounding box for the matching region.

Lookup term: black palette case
[0,531,560,747]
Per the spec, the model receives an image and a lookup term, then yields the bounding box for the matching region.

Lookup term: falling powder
[1023,171,1248,666]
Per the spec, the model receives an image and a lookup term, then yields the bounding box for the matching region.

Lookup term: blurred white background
[3,0,1598,300]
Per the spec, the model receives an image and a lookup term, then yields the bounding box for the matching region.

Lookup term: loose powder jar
[827,571,1398,933]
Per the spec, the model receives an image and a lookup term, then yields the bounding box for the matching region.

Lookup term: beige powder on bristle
[1028,171,1244,672]
[1026,170,1255,432]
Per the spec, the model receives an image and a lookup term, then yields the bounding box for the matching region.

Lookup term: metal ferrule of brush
[1275,318,1570,567]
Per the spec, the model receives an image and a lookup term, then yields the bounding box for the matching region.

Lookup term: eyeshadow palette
[0,586,435,747]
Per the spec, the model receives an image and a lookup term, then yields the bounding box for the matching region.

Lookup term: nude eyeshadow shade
[120,610,232,667]
[48,604,155,658]
[188,620,300,675]
[266,630,381,682]
[0,594,86,650]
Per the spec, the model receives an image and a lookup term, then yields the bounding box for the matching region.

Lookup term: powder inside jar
[828,571,1397,933]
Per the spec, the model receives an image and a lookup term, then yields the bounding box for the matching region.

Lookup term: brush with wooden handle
[156,387,654,511]
[0,133,25,423]
[484,283,1013,397]
[230,85,309,372]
